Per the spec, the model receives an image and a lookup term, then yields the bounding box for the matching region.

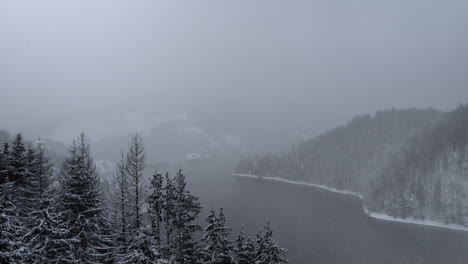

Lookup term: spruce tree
[147,170,164,246]
[2,134,34,262]
[173,169,202,263]
[126,133,146,230]
[59,132,114,263]
[254,223,288,264]
[202,208,219,262]
[235,227,255,264]
[109,151,131,254]
[8,134,27,184]
[202,208,233,264]
[0,144,7,185]
[33,140,54,202]
[0,179,26,263]
[22,139,70,264]
[163,172,176,254]
[118,230,168,264]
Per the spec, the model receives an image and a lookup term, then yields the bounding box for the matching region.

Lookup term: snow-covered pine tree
[59,132,114,263]
[109,151,131,255]
[216,208,233,264]
[125,133,146,230]
[1,134,35,262]
[32,140,54,202]
[8,135,36,222]
[21,139,75,264]
[163,172,176,255]
[20,139,68,263]
[202,208,233,264]
[0,143,7,185]
[117,230,168,264]
[173,169,202,263]
[234,227,255,264]
[202,208,219,263]
[0,179,27,263]
[254,222,288,264]
[8,134,27,185]
[147,170,164,246]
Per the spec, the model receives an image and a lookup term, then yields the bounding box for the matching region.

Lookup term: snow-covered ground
[233,173,468,232]
[233,173,364,199]
[367,211,468,232]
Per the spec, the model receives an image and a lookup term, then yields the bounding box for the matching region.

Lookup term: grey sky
[1,0,468,146]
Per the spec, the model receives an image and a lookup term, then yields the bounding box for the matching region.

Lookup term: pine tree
[109,151,131,254]
[202,208,233,264]
[2,134,35,262]
[163,172,176,255]
[0,180,27,263]
[59,132,114,263]
[202,208,220,263]
[8,135,35,220]
[8,134,27,184]
[22,139,72,264]
[0,144,7,185]
[235,227,255,264]
[147,170,164,246]
[254,223,288,264]
[33,139,54,202]
[117,230,168,264]
[173,169,202,263]
[126,133,146,230]
[216,208,233,264]
[23,202,70,264]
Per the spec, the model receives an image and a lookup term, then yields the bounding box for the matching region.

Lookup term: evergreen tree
[117,230,168,264]
[202,208,220,263]
[8,134,27,184]
[2,135,35,262]
[59,133,114,263]
[162,172,176,256]
[33,140,54,202]
[23,203,70,264]
[173,169,202,263]
[0,143,7,185]
[109,151,131,254]
[22,139,71,264]
[202,208,233,264]
[126,133,146,230]
[1,131,290,264]
[234,227,255,264]
[147,170,164,246]
[0,180,27,263]
[254,223,288,264]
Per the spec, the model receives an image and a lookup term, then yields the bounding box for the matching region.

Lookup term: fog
[1,0,468,148]
[3,2,468,263]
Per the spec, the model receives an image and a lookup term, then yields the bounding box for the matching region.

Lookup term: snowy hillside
[236,104,468,225]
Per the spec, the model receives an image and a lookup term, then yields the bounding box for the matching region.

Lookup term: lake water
[153,157,468,264]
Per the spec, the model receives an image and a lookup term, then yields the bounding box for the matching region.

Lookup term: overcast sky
[1,0,468,145]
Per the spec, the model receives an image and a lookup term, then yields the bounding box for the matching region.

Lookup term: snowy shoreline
[233,173,468,233]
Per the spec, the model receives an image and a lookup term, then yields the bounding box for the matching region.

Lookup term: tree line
[0,132,288,263]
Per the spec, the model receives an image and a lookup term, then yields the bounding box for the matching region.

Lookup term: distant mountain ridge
[236,104,468,224]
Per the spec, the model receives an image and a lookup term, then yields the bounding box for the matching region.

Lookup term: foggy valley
[1,1,468,263]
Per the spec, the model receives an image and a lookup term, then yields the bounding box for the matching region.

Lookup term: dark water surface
[153,157,468,264]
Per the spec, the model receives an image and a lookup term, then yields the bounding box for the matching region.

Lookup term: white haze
[1,0,468,149]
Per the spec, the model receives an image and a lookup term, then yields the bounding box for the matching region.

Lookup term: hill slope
[236,104,468,224]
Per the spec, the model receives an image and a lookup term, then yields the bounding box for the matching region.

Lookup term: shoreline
[233,173,468,232]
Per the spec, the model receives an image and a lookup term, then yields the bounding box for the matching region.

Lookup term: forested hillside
[236,104,468,224]
[370,104,468,224]
[0,132,288,263]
